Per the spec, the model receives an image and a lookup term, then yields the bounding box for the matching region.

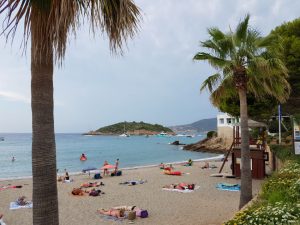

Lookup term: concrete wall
[217,126,234,145]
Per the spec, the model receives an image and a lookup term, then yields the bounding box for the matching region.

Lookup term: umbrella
[82,166,97,173]
[101,164,115,170]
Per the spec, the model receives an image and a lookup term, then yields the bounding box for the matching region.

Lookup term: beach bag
[116,170,122,176]
[128,211,136,220]
[94,173,102,179]
[111,172,115,177]
[89,190,101,196]
[136,209,148,218]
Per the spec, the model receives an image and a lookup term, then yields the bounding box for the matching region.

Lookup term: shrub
[207,131,217,138]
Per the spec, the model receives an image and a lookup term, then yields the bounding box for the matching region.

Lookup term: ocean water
[0,133,217,179]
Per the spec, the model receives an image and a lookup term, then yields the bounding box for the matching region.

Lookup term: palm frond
[235,14,250,43]
[88,0,141,53]
[200,73,222,93]
[193,52,230,69]
[0,0,141,63]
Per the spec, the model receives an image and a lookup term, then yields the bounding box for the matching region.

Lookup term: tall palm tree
[0,1,140,224]
[194,15,290,208]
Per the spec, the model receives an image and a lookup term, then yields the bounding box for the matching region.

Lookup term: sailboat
[119,122,130,137]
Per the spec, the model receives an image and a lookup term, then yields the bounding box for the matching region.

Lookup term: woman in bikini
[97,208,125,218]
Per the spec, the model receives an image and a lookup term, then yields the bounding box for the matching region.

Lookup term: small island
[84,121,175,136]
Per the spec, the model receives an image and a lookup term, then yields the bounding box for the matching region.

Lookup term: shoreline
[0,154,224,181]
[0,157,263,225]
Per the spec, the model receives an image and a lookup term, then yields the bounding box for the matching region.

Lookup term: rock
[171,140,185,145]
[183,137,231,154]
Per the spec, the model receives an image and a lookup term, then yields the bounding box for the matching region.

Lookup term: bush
[207,131,217,138]
[225,160,300,225]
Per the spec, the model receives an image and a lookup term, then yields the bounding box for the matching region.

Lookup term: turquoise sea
[0,133,217,179]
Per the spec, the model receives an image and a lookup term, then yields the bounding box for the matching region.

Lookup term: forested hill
[87,121,174,135]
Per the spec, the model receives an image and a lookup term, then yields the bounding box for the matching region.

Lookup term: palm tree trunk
[31,9,59,225]
[238,88,252,209]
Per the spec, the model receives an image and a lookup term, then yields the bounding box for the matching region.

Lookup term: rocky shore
[183,136,231,154]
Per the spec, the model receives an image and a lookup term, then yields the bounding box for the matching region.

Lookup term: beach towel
[216,183,240,191]
[10,201,33,210]
[63,179,73,183]
[98,214,126,222]
[162,186,200,193]
[0,185,22,191]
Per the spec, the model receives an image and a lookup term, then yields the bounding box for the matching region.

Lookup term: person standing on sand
[114,158,119,174]
[103,160,109,176]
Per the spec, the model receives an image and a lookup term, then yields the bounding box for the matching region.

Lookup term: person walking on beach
[114,158,119,174]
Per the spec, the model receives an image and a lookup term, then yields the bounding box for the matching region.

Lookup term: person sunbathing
[81,182,100,188]
[71,188,85,196]
[163,183,195,190]
[97,208,125,218]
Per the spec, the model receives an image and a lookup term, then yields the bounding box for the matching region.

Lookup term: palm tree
[194,15,290,208]
[0,1,140,224]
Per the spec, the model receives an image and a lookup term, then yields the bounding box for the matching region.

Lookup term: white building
[217,113,239,144]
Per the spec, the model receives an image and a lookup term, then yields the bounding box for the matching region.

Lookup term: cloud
[0,90,30,103]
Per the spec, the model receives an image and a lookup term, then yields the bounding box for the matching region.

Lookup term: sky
[0,0,299,133]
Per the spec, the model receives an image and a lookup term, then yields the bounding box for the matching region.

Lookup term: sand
[0,160,263,225]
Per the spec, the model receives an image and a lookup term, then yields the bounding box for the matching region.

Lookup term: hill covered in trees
[86,121,174,135]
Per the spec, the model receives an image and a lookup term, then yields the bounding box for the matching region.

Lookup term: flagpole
[278,105,281,144]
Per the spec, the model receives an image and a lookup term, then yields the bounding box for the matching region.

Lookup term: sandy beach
[0,160,263,225]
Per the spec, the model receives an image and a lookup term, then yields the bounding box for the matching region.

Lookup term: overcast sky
[0,0,299,133]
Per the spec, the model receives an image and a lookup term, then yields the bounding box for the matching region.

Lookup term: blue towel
[216,183,240,191]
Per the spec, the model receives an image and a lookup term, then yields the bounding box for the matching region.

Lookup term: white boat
[119,122,130,137]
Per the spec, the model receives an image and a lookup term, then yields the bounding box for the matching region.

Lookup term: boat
[0,137,4,141]
[119,122,130,137]
[156,132,169,137]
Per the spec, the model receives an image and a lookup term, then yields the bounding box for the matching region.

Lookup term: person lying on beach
[71,188,85,196]
[97,208,125,218]
[72,187,103,196]
[0,214,7,225]
[80,182,102,188]
[119,179,147,186]
[163,183,195,190]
